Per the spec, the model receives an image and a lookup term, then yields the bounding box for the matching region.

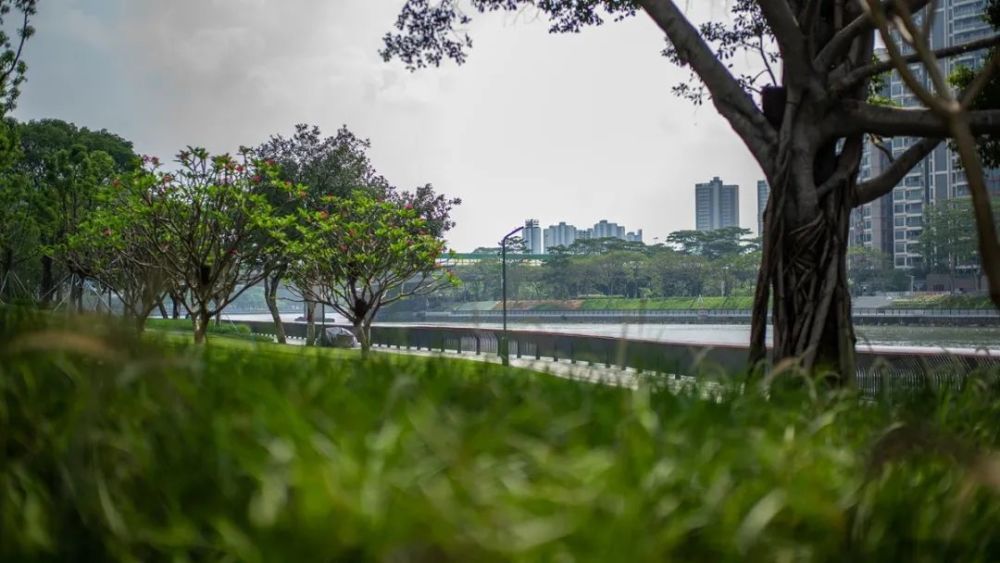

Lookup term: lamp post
[500,225,524,366]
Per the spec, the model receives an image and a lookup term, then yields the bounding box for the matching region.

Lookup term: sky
[14,0,768,251]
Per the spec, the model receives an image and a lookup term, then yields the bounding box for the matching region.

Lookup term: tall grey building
[695,177,740,231]
[756,180,770,236]
[523,219,543,254]
[543,222,577,250]
[592,219,626,240]
[853,2,1000,270]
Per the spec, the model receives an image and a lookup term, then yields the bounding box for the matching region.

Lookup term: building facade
[543,221,577,250]
[695,177,740,231]
[756,180,770,236]
[523,219,543,254]
[852,1,1000,271]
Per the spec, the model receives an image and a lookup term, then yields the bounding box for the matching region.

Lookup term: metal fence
[238,320,1000,397]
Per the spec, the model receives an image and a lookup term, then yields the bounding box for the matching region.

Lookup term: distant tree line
[421,226,909,308]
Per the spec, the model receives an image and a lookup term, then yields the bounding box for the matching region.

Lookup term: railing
[238,321,1000,397]
[419,308,1000,319]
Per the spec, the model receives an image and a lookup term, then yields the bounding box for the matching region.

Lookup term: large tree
[13,120,138,308]
[254,124,390,344]
[382,0,1000,380]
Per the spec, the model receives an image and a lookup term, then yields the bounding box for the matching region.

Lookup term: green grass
[3,307,1000,561]
[579,296,755,310]
[889,294,996,309]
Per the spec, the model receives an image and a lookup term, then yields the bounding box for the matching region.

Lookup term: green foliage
[0,0,36,116]
[666,227,756,260]
[136,148,290,340]
[289,191,455,348]
[918,198,1000,279]
[145,317,273,341]
[848,247,908,294]
[3,309,1000,560]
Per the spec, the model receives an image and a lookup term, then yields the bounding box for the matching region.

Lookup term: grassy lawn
[3,308,1000,560]
[579,296,755,310]
[888,294,996,309]
[147,317,275,342]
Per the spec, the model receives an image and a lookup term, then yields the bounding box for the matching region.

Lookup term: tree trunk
[70,274,84,313]
[135,313,148,334]
[39,255,54,306]
[157,298,169,319]
[171,293,181,319]
[305,300,317,346]
[192,308,211,344]
[0,247,12,302]
[751,120,858,384]
[264,270,287,344]
[354,317,372,356]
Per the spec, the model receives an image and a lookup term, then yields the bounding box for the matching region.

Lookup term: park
[3,0,1000,560]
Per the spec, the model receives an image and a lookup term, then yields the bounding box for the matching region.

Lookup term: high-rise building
[695,177,740,231]
[523,219,543,254]
[853,2,1000,270]
[543,222,577,250]
[535,219,643,252]
[592,219,625,240]
[756,180,770,236]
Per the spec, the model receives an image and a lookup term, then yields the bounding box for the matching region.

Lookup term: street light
[500,225,524,366]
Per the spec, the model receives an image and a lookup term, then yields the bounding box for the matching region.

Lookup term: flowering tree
[289,192,456,352]
[137,149,288,343]
[253,124,388,343]
[68,170,172,331]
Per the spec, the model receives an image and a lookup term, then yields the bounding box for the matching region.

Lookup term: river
[222,313,1000,351]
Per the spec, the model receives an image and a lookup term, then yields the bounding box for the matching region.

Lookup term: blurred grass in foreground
[2,307,1000,561]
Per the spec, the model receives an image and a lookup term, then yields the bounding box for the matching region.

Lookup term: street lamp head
[500,225,525,246]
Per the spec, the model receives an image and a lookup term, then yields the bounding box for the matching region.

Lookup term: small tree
[142,149,287,344]
[290,191,455,352]
[69,170,172,330]
[254,124,388,344]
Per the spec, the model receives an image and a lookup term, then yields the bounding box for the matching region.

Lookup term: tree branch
[637,0,777,172]
[756,0,809,78]
[815,0,932,70]
[836,34,1000,93]
[838,101,1000,137]
[853,137,941,205]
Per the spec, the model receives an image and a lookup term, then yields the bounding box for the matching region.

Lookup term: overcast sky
[15,0,768,251]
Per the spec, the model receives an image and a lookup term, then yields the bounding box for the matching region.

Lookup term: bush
[146,317,272,341]
[2,308,999,561]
